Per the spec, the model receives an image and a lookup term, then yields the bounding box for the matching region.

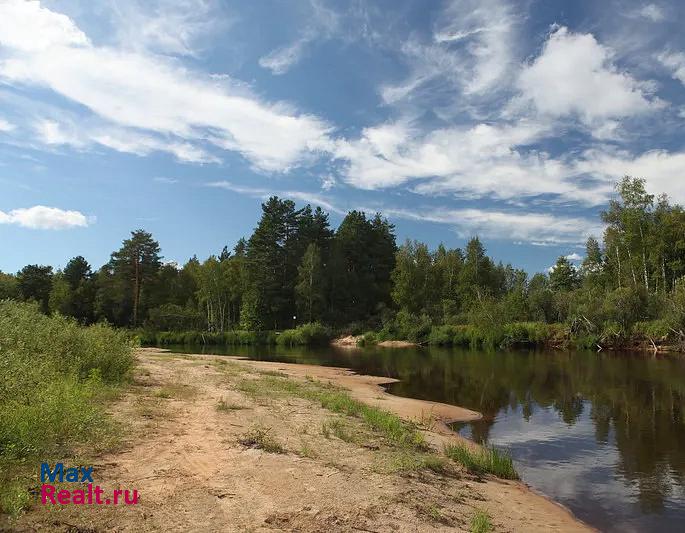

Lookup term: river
[163,343,685,532]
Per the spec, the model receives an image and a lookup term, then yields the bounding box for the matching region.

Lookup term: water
[163,343,685,532]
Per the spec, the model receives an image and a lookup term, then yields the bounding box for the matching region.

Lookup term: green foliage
[0,272,19,300]
[237,374,425,450]
[17,264,53,313]
[0,301,132,514]
[276,322,332,346]
[239,426,285,454]
[444,443,518,479]
[470,510,494,533]
[8,180,685,353]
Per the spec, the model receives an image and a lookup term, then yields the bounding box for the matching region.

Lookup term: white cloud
[33,118,218,163]
[259,36,314,75]
[516,26,659,129]
[0,118,15,132]
[658,51,685,85]
[320,174,336,190]
[575,148,685,205]
[636,4,665,22]
[0,205,92,229]
[0,0,332,172]
[381,0,517,105]
[206,181,346,214]
[383,206,602,245]
[333,119,612,205]
[258,0,339,75]
[108,0,223,57]
[565,252,583,261]
[0,0,89,51]
[435,0,517,95]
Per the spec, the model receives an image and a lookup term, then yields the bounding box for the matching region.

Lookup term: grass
[321,418,359,443]
[381,451,450,475]
[235,374,425,450]
[216,398,245,411]
[470,509,494,533]
[239,426,285,454]
[445,443,518,480]
[298,439,317,459]
[154,383,197,400]
[0,301,133,515]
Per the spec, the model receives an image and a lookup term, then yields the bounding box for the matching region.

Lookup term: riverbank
[7,348,590,532]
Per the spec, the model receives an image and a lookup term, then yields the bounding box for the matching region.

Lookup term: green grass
[470,509,494,533]
[236,374,425,450]
[445,443,518,480]
[381,451,450,475]
[154,383,196,399]
[239,426,285,454]
[0,301,133,516]
[321,418,359,443]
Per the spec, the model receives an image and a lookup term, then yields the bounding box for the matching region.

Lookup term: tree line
[2,177,685,346]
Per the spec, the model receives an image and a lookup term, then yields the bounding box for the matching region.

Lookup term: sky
[1,0,685,274]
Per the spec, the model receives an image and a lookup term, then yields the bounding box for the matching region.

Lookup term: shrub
[0,301,133,514]
[275,323,332,346]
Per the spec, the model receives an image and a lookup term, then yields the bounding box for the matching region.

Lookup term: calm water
[164,343,685,532]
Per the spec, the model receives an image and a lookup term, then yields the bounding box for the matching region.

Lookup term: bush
[0,301,133,514]
[276,323,332,346]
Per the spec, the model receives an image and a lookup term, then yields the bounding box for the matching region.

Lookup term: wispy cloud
[0,205,92,230]
[258,0,339,75]
[658,50,685,85]
[382,206,602,246]
[0,0,332,172]
[0,118,15,132]
[206,181,346,214]
[633,3,665,22]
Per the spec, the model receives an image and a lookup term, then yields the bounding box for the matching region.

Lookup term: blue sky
[1,0,684,274]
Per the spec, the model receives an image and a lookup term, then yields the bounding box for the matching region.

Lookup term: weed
[216,398,245,411]
[239,426,285,454]
[470,509,494,533]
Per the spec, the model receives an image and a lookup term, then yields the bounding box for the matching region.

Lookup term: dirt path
[10,349,592,532]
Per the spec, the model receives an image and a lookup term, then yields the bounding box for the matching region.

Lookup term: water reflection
[165,344,685,532]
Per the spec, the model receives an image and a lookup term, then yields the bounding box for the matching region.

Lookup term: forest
[2,176,685,351]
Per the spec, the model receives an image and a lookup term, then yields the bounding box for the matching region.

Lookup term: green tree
[17,264,53,313]
[295,243,325,322]
[0,271,19,300]
[110,230,162,326]
[549,256,580,292]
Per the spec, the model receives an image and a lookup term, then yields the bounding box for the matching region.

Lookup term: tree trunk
[639,224,649,292]
[133,255,140,326]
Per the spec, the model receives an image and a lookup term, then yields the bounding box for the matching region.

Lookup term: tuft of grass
[216,398,245,411]
[257,369,289,378]
[380,451,450,475]
[239,426,285,454]
[445,443,518,479]
[154,383,196,400]
[470,509,494,533]
[321,418,358,443]
[298,439,317,459]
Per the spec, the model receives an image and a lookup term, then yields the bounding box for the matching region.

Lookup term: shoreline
[170,348,593,531]
[10,348,593,532]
